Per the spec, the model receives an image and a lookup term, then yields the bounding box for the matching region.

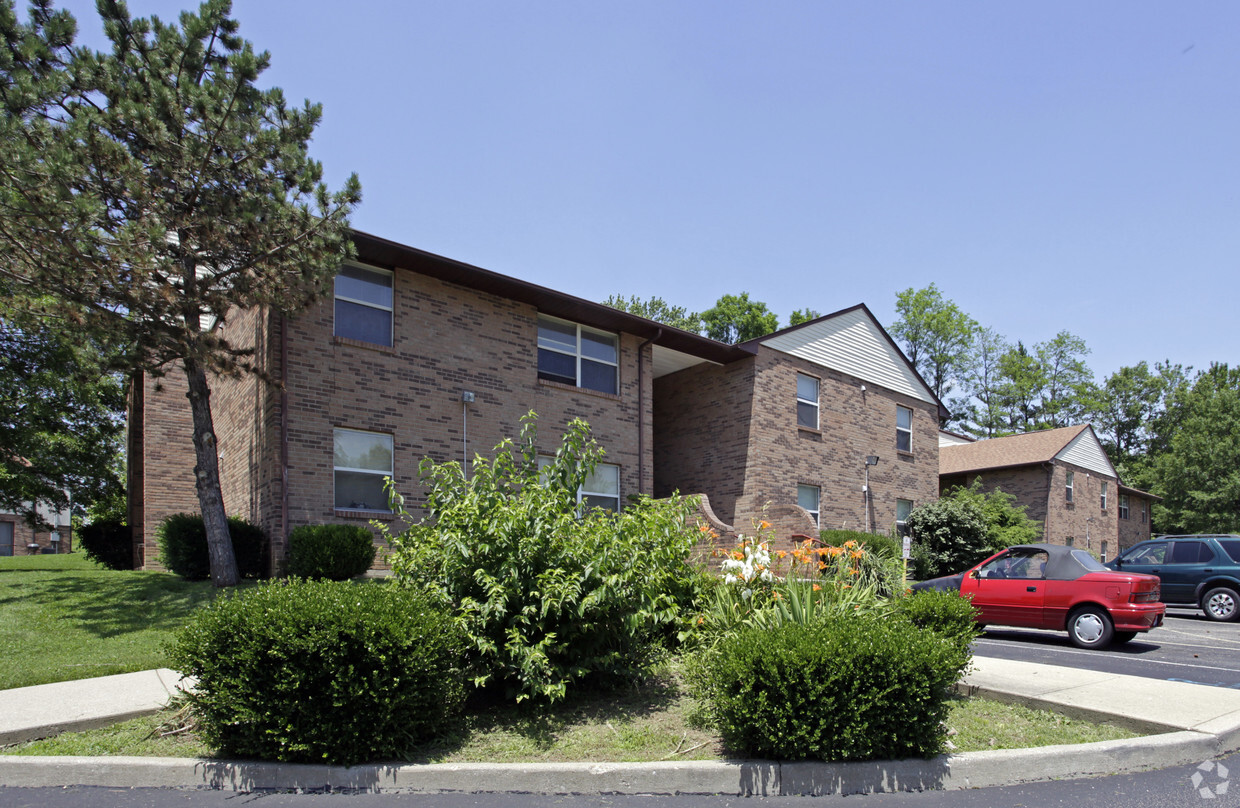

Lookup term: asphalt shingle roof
[940,424,1090,476]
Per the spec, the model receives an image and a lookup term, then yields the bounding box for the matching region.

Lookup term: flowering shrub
[382,413,707,703]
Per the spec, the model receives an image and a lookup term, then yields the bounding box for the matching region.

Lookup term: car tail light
[1130,583,1160,603]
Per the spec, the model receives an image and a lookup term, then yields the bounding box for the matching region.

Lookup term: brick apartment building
[129,231,945,571]
[938,424,1158,561]
[0,503,72,557]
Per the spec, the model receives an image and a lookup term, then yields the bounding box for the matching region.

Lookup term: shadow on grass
[0,569,222,639]
[405,670,691,762]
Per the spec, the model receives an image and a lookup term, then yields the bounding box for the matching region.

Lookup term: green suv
[1107,535,1240,622]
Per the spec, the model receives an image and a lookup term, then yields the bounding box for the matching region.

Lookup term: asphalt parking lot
[973,609,1240,688]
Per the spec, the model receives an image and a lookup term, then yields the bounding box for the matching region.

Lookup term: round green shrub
[77,519,133,570]
[690,615,970,761]
[156,513,267,580]
[169,579,465,765]
[894,589,981,656]
[287,523,377,580]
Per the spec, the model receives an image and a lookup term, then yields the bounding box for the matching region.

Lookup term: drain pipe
[637,329,662,496]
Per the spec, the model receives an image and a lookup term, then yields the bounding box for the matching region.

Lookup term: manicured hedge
[691,614,970,761]
[156,513,267,580]
[287,523,376,580]
[169,579,465,765]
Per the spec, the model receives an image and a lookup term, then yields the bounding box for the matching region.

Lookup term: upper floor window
[537,315,618,395]
[1065,471,1074,503]
[333,428,393,512]
[796,374,819,429]
[1100,481,1108,511]
[896,406,912,453]
[896,498,914,536]
[334,263,393,346]
[798,484,820,526]
[1141,500,1147,523]
[1119,493,1129,520]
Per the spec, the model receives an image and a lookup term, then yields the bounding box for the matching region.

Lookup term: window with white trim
[333,428,394,511]
[1100,481,1108,511]
[1065,471,1074,503]
[537,315,618,395]
[796,374,819,429]
[797,484,820,526]
[1119,493,1129,520]
[896,499,914,536]
[896,406,913,453]
[537,457,621,512]
[334,263,393,346]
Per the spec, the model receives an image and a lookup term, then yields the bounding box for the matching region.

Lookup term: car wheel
[1068,606,1114,649]
[1112,631,1137,645]
[1202,587,1240,622]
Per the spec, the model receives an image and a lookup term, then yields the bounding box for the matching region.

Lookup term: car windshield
[1071,550,1108,572]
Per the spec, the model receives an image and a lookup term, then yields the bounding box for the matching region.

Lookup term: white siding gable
[1055,429,1116,479]
[939,431,974,448]
[760,308,936,406]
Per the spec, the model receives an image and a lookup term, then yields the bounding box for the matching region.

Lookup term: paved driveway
[972,609,1240,688]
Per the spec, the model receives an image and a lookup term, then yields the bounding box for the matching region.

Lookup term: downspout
[637,329,663,496]
[280,312,289,569]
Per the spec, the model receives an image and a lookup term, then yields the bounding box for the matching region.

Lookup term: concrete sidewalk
[2,658,1240,796]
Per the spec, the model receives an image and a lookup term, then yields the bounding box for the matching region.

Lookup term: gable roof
[745,303,950,419]
[351,230,755,374]
[940,424,1118,479]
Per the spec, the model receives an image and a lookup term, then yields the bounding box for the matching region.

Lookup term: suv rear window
[1218,540,1240,563]
[1171,541,1215,563]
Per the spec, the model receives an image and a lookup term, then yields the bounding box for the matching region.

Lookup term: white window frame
[796,373,820,429]
[896,405,913,453]
[797,484,820,526]
[1065,471,1074,503]
[896,498,914,536]
[1119,493,1129,520]
[537,315,619,395]
[333,428,394,512]
[334,262,394,346]
[1100,481,1108,511]
[537,456,621,512]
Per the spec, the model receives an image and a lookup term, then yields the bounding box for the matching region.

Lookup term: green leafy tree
[700,292,779,344]
[890,284,978,406]
[0,0,360,586]
[1035,331,1099,429]
[788,308,820,327]
[1149,364,1240,533]
[943,479,1042,549]
[959,326,1010,437]
[601,294,700,332]
[994,341,1045,432]
[1096,360,1190,479]
[0,321,124,523]
[905,495,991,580]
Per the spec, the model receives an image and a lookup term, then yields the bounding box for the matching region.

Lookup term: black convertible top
[1002,543,1109,581]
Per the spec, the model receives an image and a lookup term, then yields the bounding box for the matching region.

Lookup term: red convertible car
[912,543,1165,649]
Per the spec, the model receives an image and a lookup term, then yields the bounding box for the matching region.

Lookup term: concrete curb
[0,730,1229,796]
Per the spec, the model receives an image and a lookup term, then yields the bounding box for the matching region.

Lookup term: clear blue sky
[56,1,1240,381]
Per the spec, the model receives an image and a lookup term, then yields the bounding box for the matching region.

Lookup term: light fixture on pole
[864,455,880,533]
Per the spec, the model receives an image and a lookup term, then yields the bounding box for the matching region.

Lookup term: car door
[1158,540,1218,603]
[965,551,1047,627]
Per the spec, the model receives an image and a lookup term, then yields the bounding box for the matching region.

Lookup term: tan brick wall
[0,515,71,556]
[1117,492,1155,554]
[655,345,940,542]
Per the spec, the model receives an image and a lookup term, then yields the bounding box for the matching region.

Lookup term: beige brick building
[939,425,1158,561]
[129,231,946,571]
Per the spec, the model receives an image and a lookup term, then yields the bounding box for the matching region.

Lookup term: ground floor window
[0,521,11,556]
[896,499,914,536]
[581,464,621,512]
[797,484,820,526]
[333,428,394,511]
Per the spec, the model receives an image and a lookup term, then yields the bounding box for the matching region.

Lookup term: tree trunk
[183,356,240,587]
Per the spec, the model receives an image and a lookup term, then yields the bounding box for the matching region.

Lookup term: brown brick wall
[134,369,199,570]
[0,515,71,556]
[1117,491,1155,554]
[656,345,940,541]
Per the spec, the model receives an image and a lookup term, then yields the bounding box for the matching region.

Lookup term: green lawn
[0,552,221,689]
